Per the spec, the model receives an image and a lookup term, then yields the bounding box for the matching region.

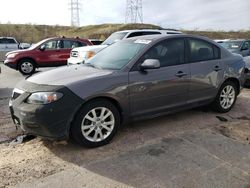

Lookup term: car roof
[124,34,213,42]
[0,37,16,39]
[115,29,182,34]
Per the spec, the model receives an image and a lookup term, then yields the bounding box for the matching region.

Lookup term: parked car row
[4,36,93,74]
[9,34,246,147]
[67,29,182,65]
[3,29,182,74]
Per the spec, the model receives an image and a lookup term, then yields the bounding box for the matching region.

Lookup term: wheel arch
[86,96,124,123]
[223,77,240,95]
[17,57,37,70]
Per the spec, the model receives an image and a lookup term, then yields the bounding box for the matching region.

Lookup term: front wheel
[212,81,237,113]
[18,59,35,75]
[71,99,120,147]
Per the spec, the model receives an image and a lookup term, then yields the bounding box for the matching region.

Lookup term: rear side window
[188,39,220,62]
[127,31,161,38]
[141,38,185,67]
[61,40,87,49]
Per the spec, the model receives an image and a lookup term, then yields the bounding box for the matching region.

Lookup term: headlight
[26,92,63,104]
[86,51,96,60]
[8,53,18,58]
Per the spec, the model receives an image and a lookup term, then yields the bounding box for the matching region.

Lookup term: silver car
[10,35,245,147]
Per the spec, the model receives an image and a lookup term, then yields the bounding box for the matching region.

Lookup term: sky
[0,0,249,31]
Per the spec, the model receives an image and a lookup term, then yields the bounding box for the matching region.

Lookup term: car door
[129,38,190,118]
[37,39,61,66]
[187,38,224,104]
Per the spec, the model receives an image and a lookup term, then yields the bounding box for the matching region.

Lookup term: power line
[125,0,143,24]
[70,0,80,27]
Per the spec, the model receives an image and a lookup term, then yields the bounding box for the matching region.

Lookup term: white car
[67,29,182,65]
[0,37,19,62]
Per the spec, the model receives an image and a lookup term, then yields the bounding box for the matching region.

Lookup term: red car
[4,37,93,75]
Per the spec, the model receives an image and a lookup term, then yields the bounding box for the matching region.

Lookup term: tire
[71,99,121,147]
[212,81,237,113]
[18,59,36,75]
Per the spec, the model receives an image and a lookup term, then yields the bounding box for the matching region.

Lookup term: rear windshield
[102,32,128,45]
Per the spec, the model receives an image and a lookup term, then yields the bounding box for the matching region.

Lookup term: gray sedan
[9,34,245,147]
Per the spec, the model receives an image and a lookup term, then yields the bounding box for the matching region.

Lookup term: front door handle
[175,71,187,78]
[214,66,222,72]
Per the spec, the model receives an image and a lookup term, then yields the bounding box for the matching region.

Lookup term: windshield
[29,38,49,50]
[220,41,243,49]
[86,41,146,70]
[102,32,128,45]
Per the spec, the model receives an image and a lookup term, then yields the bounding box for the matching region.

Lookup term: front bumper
[4,58,17,69]
[67,57,85,65]
[9,81,85,139]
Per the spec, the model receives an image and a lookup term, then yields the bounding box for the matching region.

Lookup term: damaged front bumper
[9,81,85,139]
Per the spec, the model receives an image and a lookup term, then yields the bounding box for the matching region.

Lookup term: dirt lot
[1,63,250,188]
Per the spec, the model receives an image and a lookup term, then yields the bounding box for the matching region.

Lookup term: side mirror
[241,43,249,51]
[39,44,46,51]
[140,59,160,71]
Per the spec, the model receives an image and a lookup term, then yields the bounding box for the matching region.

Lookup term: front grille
[71,51,79,57]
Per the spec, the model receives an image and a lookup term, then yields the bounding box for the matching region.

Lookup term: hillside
[0,23,249,43]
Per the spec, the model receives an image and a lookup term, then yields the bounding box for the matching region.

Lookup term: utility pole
[125,0,143,23]
[70,0,80,27]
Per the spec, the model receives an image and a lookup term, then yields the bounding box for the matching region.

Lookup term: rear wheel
[71,99,120,147]
[18,59,35,75]
[212,81,237,113]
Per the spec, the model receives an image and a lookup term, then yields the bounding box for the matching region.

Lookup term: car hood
[6,49,31,56]
[72,45,108,53]
[228,49,240,53]
[27,65,113,86]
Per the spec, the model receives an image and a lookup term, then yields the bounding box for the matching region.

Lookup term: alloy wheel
[220,85,235,110]
[81,107,115,142]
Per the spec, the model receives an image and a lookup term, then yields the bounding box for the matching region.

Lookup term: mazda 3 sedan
[10,35,245,147]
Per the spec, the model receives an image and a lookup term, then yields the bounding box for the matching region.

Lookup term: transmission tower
[70,0,80,27]
[125,0,143,23]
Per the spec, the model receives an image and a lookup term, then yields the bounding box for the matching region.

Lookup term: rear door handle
[214,66,222,72]
[175,71,187,78]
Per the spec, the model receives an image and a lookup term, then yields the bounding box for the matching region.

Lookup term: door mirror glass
[40,44,46,51]
[140,59,160,70]
[241,42,249,51]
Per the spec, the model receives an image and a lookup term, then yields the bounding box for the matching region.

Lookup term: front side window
[242,41,250,50]
[87,41,146,70]
[140,39,185,67]
[188,39,219,62]
[43,40,59,50]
